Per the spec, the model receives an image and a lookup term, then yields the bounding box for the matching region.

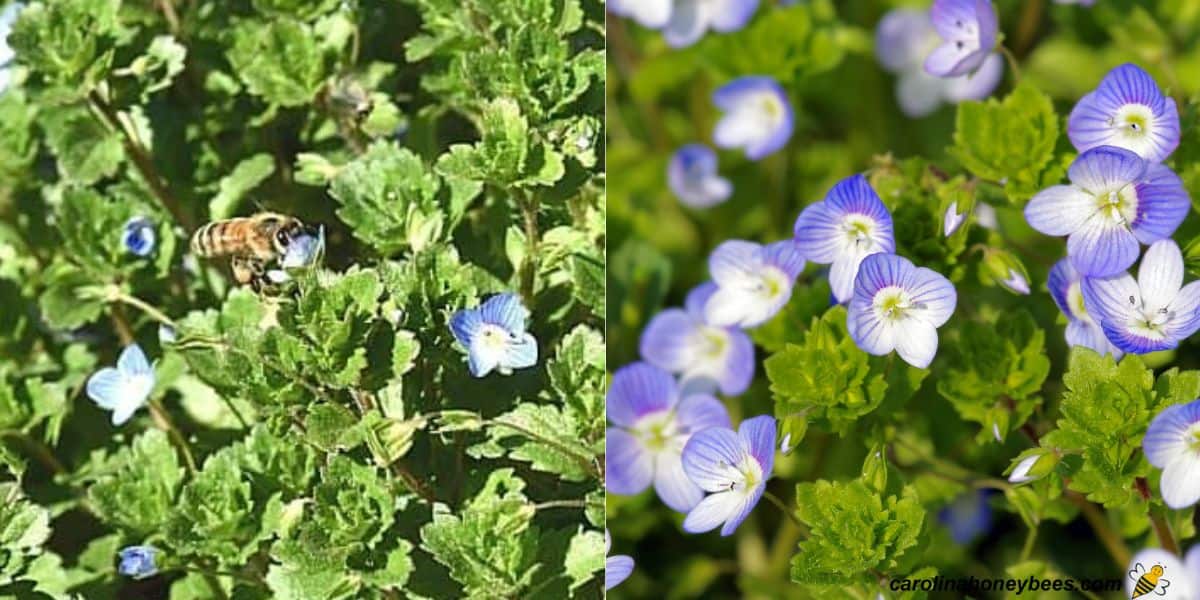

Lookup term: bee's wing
[1130,563,1146,581]
[1156,579,1171,595]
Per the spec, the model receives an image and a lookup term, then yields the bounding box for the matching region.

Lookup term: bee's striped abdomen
[1133,575,1156,598]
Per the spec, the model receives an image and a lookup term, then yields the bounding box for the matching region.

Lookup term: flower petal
[467,343,501,378]
[639,309,698,373]
[716,329,755,396]
[605,555,635,591]
[675,393,732,433]
[1165,281,1200,341]
[1137,239,1183,309]
[1131,162,1189,244]
[86,368,124,410]
[1143,400,1200,468]
[1099,319,1174,354]
[739,415,777,476]
[1161,452,1200,509]
[500,334,538,371]
[662,0,708,48]
[605,427,653,495]
[719,486,762,536]
[875,9,933,73]
[681,490,744,534]
[681,427,749,492]
[896,71,947,118]
[479,293,529,334]
[1080,273,1139,324]
[943,52,1004,102]
[1047,259,1077,317]
[708,240,764,287]
[908,266,957,327]
[923,42,974,78]
[1066,214,1139,277]
[1067,145,1146,193]
[654,450,704,512]
[763,241,806,279]
[111,399,141,426]
[847,301,897,356]
[117,344,153,377]
[894,318,939,368]
[709,0,758,32]
[1023,185,1097,236]
[607,362,677,428]
[830,250,875,304]
[608,0,672,28]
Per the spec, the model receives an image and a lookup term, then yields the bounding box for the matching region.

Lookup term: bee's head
[271,219,306,255]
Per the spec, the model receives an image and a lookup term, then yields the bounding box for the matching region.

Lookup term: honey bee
[190,212,311,290]
[1129,562,1170,598]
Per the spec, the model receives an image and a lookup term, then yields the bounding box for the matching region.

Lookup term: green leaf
[115,35,186,100]
[83,430,185,536]
[227,19,327,107]
[208,153,276,220]
[563,528,603,593]
[791,479,925,585]
[951,82,1060,203]
[41,106,125,184]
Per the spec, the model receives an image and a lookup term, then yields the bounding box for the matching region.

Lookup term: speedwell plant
[608,0,1200,598]
[0,0,605,598]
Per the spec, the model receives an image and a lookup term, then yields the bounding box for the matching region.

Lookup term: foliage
[0,0,604,598]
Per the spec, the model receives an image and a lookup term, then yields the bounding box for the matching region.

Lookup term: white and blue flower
[122,216,156,258]
[605,530,634,591]
[847,253,957,369]
[793,174,896,303]
[876,7,1003,118]
[86,344,155,426]
[640,283,756,396]
[1047,258,1123,359]
[680,414,776,536]
[1025,145,1188,277]
[1082,240,1200,355]
[669,144,732,209]
[117,545,158,580]
[712,76,793,160]
[606,362,732,513]
[1143,398,1200,509]
[449,293,538,378]
[608,0,759,48]
[266,225,326,284]
[703,240,805,328]
[1068,63,1180,163]
[923,0,998,78]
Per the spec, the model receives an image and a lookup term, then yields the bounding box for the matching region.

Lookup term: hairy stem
[1,430,66,475]
[762,489,803,528]
[1067,492,1131,568]
[149,398,197,474]
[518,190,540,305]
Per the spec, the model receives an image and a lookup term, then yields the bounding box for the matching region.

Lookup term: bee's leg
[230,256,267,289]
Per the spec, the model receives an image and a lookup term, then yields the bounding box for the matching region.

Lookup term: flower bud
[981,248,1030,295]
[1007,449,1059,483]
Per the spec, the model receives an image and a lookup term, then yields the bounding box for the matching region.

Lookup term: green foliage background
[608,1,1200,598]
[0,0,605,598]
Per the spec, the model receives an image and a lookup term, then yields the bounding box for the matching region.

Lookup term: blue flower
[703,240,805,328]
[680,415,775,536]
[449,293,537,378]
[1068,64,1179,163]
[608,0,759,48]
[267,225,326,284]
[606,362,731,512]
[712,76,793,160]
[1143,398,1200,509]
[639,283,755,396]
[876,8,1002,118]
[923,0,998,78]
[937,491,993,544]
[86,344,155,426]
[605,530,634,590]
[1082,240,1200,354]
[793,174,896,303]
[1047,258,1123,359]
[122,216,157,257]
[117,545,158,579]
[1025,145,1188,277]
[668,144,732,209]
[847,253,957,368]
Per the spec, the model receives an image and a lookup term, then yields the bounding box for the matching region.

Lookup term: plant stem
[149,398,197,474]
[113,290,177,328]
[1019,524,1038,561]
[1149,504,1180,555]
[1012,0,1044,57]
[762,489,802,527]
[1,430,66,475]
[1066,492,1130,568]
[999,45,1023,83]
[532,499,586,511]
[518,190,540,305]
[87,89,195,231]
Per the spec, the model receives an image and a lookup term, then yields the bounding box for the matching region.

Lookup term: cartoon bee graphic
[190,212,321,291]
[1129,562,1170,598]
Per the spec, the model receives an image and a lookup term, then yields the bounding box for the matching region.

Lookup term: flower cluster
[669,76,794,209]
[607,0,758,48]
[796,174,957,368]
[1025,64,1193,357]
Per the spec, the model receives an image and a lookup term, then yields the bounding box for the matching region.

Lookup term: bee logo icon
[1129,563,1170,598]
